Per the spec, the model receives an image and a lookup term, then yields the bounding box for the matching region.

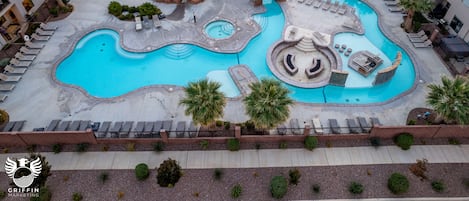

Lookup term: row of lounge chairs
[2,121,26,132]
[384,0,405,13]
[95,120,199,138]
[406,30,433,48]
[298,0,348,15]
[277,117,381,135]
[136,15,162,31]
[39,119,94,132]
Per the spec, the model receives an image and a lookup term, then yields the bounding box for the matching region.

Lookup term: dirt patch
[407,107,437,125]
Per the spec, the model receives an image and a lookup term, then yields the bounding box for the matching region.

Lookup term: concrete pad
[186,151,207,169]
[324,147,352,165]
[440,145,469,163]
[306,148,329,166]
[203,150,224,169]
[111,152,133,169]
[386,146,420,164]
[147,151,174,168]
[368,147,393,164]
[156,151,189,169]
[221,151,241,168]
[417,145,449,163]
[348,147,375,165]
[75,152,107,169]
[239,150,260,168]
[126,152,153,168]
[289,149,315,167]
[92,152,116,170]
[258,149,292,167]
[460,145,469,162]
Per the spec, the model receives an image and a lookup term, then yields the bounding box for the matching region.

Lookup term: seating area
[2,121,26,132]
[406,30,433,48]
[283,53,299,75]
[298,0,348,15]
[275,116,380,135]
[348,50,383,77]
[305,59,323,78]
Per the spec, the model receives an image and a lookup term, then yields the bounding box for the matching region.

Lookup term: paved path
[0,145,468,171]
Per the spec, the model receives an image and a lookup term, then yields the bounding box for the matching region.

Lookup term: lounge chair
[385,1,398,6]
[305,0,313,6]
[46,119,61,131]
[322,0,332,10]
[407,30,425,38]
[25,41,45,49]
[357,117,371,133]
[9,58,31,67]
[142,121,154,137]
[20,47,41,55]
[0,73,21,82]
[68,121,81,131]
[408,35,428,43]
[290,118,301,135]
[56,121,71,131]
[346,118,362,134]
[79,120,91,131]
[4,65,27,74]
[11,121,25,131]
[370,117,382,127]
[0,94,7,102]
[328,119,341,134]
[188,121,199,138]
[297,0,305,3]
[142,16,151,29]
[119,121,133,138]
[388,6,404,12]
[31,33,50,41]
[39,22,58,31]
[330,1,340,13]
[176,121,186,138]
[15,52,36,61]
[135,16,143,31]
[35,28,54,36]
[283,54,298,75]
[153,121,163,138]
[313,0,323,8]
[337,4,347,15]
[96,121,111,137]
[0,84,15,92]
[109,121,123,138]
[91,122,101,132]
[2,121,15,132]
[152,15,161,28]
[413,40,433,48]
[132,121,145,137]
[277,124,287,135]
[312,118,324,134]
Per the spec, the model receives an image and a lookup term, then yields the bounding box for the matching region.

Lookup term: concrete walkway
[0,145,468,171]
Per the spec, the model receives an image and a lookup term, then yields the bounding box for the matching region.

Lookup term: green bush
[407,119,416,125]
[289,169,301,185]
[270,175,288,199]
[231,184,242,198]
[128,6,138,13]
[76,143,89,152]
[49,7,58,17]
[156,158,183,187]
[30,186,51,201]
[0,109,9,124]
[122,5,129,12]
[200,140,209,150]
[304,136,318,150]
[311,184,320,194]
[52,144,62,154]
[135,163,150,181]
[153,142,165,152]
[213,168,223,180]
[279,141,288,149]
[215,120,223,127]
[0,191,6,199]
[224,121,231,130]
[448,138,460,145]
[138,2,161,16]
[348,182,364,194]
[108,1,122,17]
[369,137,381,147]
[388,173,409,194]
[394,133,414,150]
[464,178,469,188]
[72,192,83,201]
[99,172,109,184]
[227,138,240,151]
[431,181,445,192]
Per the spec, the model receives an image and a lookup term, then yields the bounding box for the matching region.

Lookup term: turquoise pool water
[56,1,415,103]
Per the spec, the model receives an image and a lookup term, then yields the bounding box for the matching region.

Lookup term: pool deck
[0,0,452,131]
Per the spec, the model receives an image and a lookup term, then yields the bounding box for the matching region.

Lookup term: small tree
[388,173,409,194]
[399,0,433,32]
[135,163,150,181]
[270,175,288,199]
[156,158,183,187]
[289,169,301,185]
[304,136,318,151]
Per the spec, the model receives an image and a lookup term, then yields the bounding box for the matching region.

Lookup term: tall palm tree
[179,79,226,126]
[243,78,293,129]
[426,76,469,125]
[399,0,433,32]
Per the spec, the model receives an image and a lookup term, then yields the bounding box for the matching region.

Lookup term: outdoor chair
[413,40,432,48]
[407,30,425,38]
[176,121,186,138]
[330,1,340,13]
[0,84,15,92]
[109,121,123,138]
[357,117,371,133]
[290,118,301,135]
[153,121,163,138]
[277,124,287,135]
[142,16,151,29]
[9,58,31,67]
[162,120,173,132]
[337,4,347,15]
[35,28,54,36]
[132,121,145,137]
[39,22,58,31]
[409,35,428,43]
[0,94,7,102]
[119,121,133,138]
[15,52,36,61]
[56,121,71,131]
[312,118,324,134]
[96,121,111,137]
[0,73,21,82]
[388,6,404,12]
[346,118,362,134]
[152,15,162,28]
[4,65,26,74]
[20,46,41,55]
[2,121,16,132]
[370,117,382,127]
[79,120,91,131]
[68,121,81,131]
[135,16,143,31]
[45,119,61,131]
[142,121,154,137]
[25,41,44,49]
[31,33,50,41]
[322,0,332,10]
[328,119,341,134]
[11,121,25,131]
[188,121,199,138]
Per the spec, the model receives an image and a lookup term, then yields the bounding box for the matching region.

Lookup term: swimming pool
[56,1,415,104]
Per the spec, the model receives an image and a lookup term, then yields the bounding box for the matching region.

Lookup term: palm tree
[243,78,293,129]
[426,76,469,125]
[399,0,433,32]
[179,79,226,127]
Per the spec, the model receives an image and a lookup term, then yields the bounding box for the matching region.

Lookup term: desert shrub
[215,120,223,127]
[99,172,109,184]
[199,140,209,150]
[128,6,138,13]
[255,143,261,150]
[122,5,129,12]
[117,191,124,199]
[138,2,161,16]
[394,133,414,150]
[227,138,240,151]
[448,138,460,145]
[126,143,135,151]
[27,144,37,152]
[463,178,469,188]
[279,141,288,149]
[108,1,122,17]
[0,109,9,124]
[369,137,381,147]
[388,173,409,194]
[224,121,231,130]
[270,175,288,199]
[0,191,6,199]
[304,136,318,150]
[30,186,51,201]
[76,143,89,152]
[289,169,301,185]
[213,168,223,180]
[407,119,416,125]
[311,184,320,194]
[231,184,242,198]
[72,192,83,201]
[52,144,62,154]
[156,158,183,187]
[153,142,165,152]
[348,182,364,194]
[49,7,58,17]
[135,163,149,181]
[409,159,428,181]
[431,181,445,193]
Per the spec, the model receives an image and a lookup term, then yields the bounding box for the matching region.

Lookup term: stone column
[235,126,241,139]
[303,125,311,136]
[160,129,169,143]
[430,29,439,42]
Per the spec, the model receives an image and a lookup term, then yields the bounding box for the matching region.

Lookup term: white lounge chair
[312,118,324,134]
[313,0,323,8]
[135,16,143,31]
[337,4,347,15]
[0,84,15,92]
[0,94,7,102]
[4,65,27,74]
[35,28,54,36]
[409,35,428,43]
[413,40,433,48]
[152,15,161,28]
[31,33,50,41]
[25,41,44,49]
[407,30,425,38]
[39,22,58,31]
[0,73,21,82]
[9,58,31,67]
[330,1,340,13]
[20,46,40,55]
[388,6,404,12]
[15,52,36,61]
[385,1,399,6]
[322,0,332,10]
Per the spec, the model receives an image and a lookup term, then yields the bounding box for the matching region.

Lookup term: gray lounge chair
[79,120,91,131]
[46,119,61,131]
[142,16,152,29]
[313,0,323,8]
[357,117,371,133]
[20,47,41,55]
[409,35,428,43]
[0,94,7,102]
[329,1,340,13]
[346,118,362,134]
[135,16,142,31]
[11,121,25,131]
[176,121,186,138]
[31,33,50,41]
[35,28,54,36]
[277,124,287,135]
[9,58,31,67]
[153,121,163,138]
[290,118,301,135]
[413,40,433,48]
[68,121,81,131]
[322,0,332,10]
[25,41,44,49]
[337,4,347,15]
[385,1,398,6]
[0,73,21,82]
[15,52,36,61]
[56,121,71,131]
[96,121,111,138]
[407,30,425,38]
[329,119,341,134]
[188,121,199,138]
[388,6,404,12]
[142,121,154,137]
[0,84,15,92]
[119,121,133,138]
[4,65,27,74]
[109,121,123,138]
[39,22,58,31]
[132,121,145,137]
[152,15,162,28]
[2,121,16,132]
[162,120,173,132]
[370,117,382,127]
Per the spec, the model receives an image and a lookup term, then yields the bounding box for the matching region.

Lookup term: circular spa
[204,20,235,39]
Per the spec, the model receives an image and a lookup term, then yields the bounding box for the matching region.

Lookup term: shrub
[279,141,288,149]
[388,173,409,194]
[245,120,255,130]
[407,119,416,125]
[117,191,124,199]
[394,133,414,150]
[463,178,469,188]
[138,2,161,16]
[369,137,381,147]
[409,159,428,181]
[255,143,261,150]
[0,109,9,124]
[76,143,89,152]
[122,5,129,12]
[213,168,223,180]
[448,138,460,145]
[52,144,62,154]
[99,172,109,184]
[227,138,240,151]
[30,186,51,201]
[215,120,223,127]
[270,175,288,199]
[289,169,301,185]
[304,136,318,150]
[135,163,150,181]
[224,121,231,130]
[431,181,445,193]
[27,144,37,152]
[348,182,364,194]
[126,143,135,151]
[49,7,58,17]
[108,1,122,17]
[311,184,320,194]
[72,192,83,201]
[0,191,6,199]
[231,184,242,198]
[153,142,165,152]
[199,140,209,150]
[156,158,183,187]
[29,154,51,188]
[128,6,138,13]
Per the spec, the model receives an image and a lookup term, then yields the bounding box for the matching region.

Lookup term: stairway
[295,37,317,52]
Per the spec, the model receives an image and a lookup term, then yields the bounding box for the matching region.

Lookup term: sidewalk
[0,145,468,171]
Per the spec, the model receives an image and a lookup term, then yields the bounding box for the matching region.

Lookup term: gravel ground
[1,164,468,201]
